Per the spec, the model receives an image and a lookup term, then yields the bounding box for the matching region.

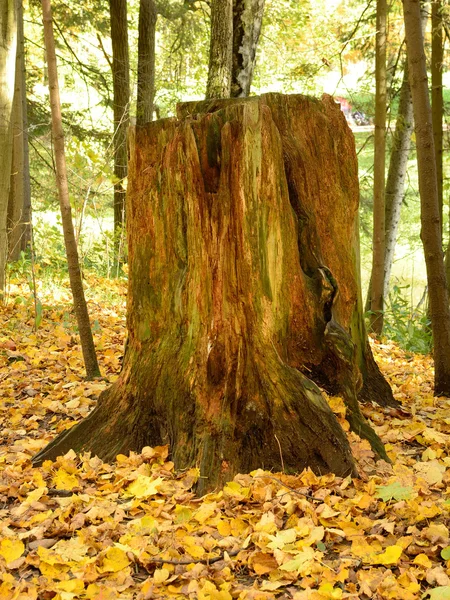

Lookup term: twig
[96,33,113,71]
[253,475,323,502]
[145,548,243,566]
[274,434,285,474]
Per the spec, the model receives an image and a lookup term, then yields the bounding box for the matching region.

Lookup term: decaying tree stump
[34,94,396,492]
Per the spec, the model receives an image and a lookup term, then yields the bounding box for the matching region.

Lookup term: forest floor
[1,276,450,600]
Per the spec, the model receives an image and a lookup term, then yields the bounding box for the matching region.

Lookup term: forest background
[3,1,450,599]
[5,0,446,358]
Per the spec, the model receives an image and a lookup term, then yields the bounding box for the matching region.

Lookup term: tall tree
[403,0,450,395]
[7,0,31,261]
[41,0,100,380]
[383,60,414,299]
[369,0,387,334]
[205,0,233,99]
[231,0,265,97]
[136,0,157,126]
[109,0,130,247]
[33,94,394,491]
[0,0,17,292]
[431,0,443,234]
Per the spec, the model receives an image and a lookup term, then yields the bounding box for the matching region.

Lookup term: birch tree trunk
[136,0,157,126]
[0,0,17,292]
[205,0,233,99]
[370,0,387,334]
[383,61,414,299]
[41,0,100,380]
[231,0,265,97]
[33,94,395,492]
[403,0,450,395]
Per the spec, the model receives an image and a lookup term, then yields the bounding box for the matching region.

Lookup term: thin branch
[96,32,113,71]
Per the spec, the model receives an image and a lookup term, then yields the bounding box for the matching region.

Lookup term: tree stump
[34,94,395,493]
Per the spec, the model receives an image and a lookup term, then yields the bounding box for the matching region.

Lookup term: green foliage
[18,0,445,362]
[383,285,432,355]
[33,217,68,275]
[31,214,123,279]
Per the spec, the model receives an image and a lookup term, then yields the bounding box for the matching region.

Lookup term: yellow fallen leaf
[260,580,286,591]
[351,537,378,561]
[327,396,346,415]
[279,547,316,573]
[317,582,343,599]
[0,539,24,563]
[55,580,85,593]
[174,505,192,524]
[223,481,250,498]
[129,515,159,534]
[413,553,432,568]
[182,535,205,559]
[198,580,232,600]
[124,475,163,499]
[250,552,278,575]
[414,460,446,486]
[230,518,249,536]
[370,544,402,566]
[267,528,297,550]
[53,468,79,491]
[217,519,231,537]
[98,546,130,573]
[39,561,71,579]
[194,502,217,524]
[316,504,340,519]
[153,567,170,584]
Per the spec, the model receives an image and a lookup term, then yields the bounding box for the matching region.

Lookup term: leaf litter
[1,277,450,599]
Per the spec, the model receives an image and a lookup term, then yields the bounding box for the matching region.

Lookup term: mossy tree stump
[34,94,395,493]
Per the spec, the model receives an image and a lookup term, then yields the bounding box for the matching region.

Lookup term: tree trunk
[0,0,17,292]
[41,0,100,380]
[370,0,387,335]
[136,0,157,126]
[431,0,443,235]
[231,0,265,98]
[33,94,395,492]
[403,0,450,395]
[18,0,31,255]
[109,0,130,246]
[205,0,233,99]
[383,60,414,299]
[7,0,29,262]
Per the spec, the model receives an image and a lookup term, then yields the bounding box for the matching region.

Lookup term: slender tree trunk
[41,0,100,380]
[205,0,233,99]
[136,0,157,126]
[109,0,130,248]
[7,0,29,262]
[231,0,265,97]
[383,60,414,299]
[0,0,17,292]
[432,0,443,235]
[403,0,450,395]
[370,0,387,334]
[18,0,30,254]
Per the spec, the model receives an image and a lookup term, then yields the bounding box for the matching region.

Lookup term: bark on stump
[34,94,395,492]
